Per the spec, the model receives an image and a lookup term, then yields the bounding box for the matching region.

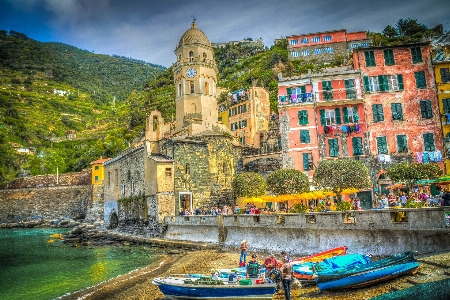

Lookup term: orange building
[90,157,111,185]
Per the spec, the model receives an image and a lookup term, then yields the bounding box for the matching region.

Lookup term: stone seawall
[164,208,450,256]
[0,185,92,222]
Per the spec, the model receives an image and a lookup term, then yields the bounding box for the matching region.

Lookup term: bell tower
[172,21,219,135]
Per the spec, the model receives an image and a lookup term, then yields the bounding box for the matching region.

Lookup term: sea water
[0,228,160,300]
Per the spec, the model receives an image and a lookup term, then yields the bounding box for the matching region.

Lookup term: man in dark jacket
[443,190,450,206]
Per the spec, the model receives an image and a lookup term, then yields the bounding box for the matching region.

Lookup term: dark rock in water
[59,220,70,226]
[64,238,81,243]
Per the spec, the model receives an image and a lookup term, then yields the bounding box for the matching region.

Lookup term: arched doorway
[108,210,119,229]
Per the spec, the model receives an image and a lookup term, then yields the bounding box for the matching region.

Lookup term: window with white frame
[323,35,332,41]
[325,109,336,125]
[369,76,379,92]
[387,75,399,91]
[324,47,334,53]
[312,36,320,42]
[289,39,298,45]
[302,50,311,56]
[301,38,309,43]
[314,48,323,55]
[360,43,370,48]
[291,51,300,57]
[349,43,358,50]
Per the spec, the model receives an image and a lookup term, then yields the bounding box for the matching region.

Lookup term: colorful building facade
[90,157,110,185]
[287,29,371,62]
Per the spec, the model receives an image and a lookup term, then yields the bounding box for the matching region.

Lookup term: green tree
[382,25,398,38]
[387,163,442,189]
[232,172,266,198]
[266,169,309,196]
[313,159,371,201]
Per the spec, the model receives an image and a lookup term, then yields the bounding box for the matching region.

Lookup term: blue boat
[370,277,450,300]
[152,276,277,299]
[317,261,420,291]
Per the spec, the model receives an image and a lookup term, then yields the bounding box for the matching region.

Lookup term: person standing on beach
[240,240,248,266]
[280,256,293,300]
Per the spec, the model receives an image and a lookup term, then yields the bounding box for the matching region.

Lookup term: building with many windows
[287,29,371,62]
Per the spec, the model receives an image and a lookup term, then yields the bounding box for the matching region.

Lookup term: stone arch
[108,209,119,229]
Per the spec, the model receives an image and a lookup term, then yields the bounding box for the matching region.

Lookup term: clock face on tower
[186,68,197,78]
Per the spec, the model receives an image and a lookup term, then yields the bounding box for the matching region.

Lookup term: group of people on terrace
[378,188,450,208]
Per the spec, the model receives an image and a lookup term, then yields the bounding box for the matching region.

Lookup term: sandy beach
[57,248,450,300]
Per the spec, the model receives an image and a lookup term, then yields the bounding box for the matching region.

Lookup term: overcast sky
[1,0,449,67]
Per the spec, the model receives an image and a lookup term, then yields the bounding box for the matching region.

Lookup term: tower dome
[177,22,211,48]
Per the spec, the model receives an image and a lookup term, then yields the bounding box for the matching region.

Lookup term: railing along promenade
[164,208,450,256]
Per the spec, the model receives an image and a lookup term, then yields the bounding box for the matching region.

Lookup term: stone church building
[102,22,257,227]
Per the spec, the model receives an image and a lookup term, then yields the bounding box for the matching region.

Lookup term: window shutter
[378,75,388,92]
[363,76,370,92]
[323,81,333,100]
[411,47,423,63]
[343,107,349,124]
[300,86,306,94]
[376,136,388,154]
[372,104,384,122]
[244,119,248,126]
[287,88,292,95]
[384,49,395,65]
[300,130,310,143]
[365,51,375,67]
[298,110,308,125]
[420,100,433,119]
[396,135,407,153]
[423,133,435,151]
[320,109,326,126]
[329,138,339,157]
[443,98,450,114]
[303,153,309,171]
[353,107,360,122]
[352,137,363,155]
[397,74,404,90]
[392,103,403,120]
[415,71,427,89]
[345,79,356,99]
[334,108,341,124]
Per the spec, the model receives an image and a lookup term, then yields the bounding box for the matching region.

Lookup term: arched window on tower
[178,83,182,97]
[205,82,210,95]
[153,116,158,131]
[190,81,195,94]
[178,54,181,61]
[189,51,194,62]
[203,52,207,61]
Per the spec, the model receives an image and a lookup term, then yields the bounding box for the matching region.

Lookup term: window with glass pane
[387,75,399,91]
[300,130,310,143]
[440,68,450,83]
[391,103,403,120]
[323,81,333,100]
[291,51,300,57]
[415,71,427,88]
[303,153,313,170]
[312,36,320,42]
[345,79,356,99]
[328,138,339,157]
[443,98,450,114]
[352,137,363,155]
[298,110,308,125]
[365,51,376,67]
[302,50,310,56]
[314,48,323,55]
[376,136,388,154]
[325,110,336,125]
[301,38,309,43]
[289,39,298,45]
[423,133,435,151]
[411,47,423,63]
[323,35,332,41]
[372,104,384,122]
[369,76,379,91]
[396,135,408,153]
[384,49,395,65]
[420,100,433,119]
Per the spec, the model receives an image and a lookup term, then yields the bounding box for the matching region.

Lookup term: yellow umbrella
[243,197,265,203]
[312,191,326,198]
[340,188,360,195]
[261,195,276,201]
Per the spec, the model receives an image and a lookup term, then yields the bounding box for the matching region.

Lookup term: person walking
[240,240,248,267]
[280,256,293,300]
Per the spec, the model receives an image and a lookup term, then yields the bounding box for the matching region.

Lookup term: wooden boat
[315,251,415,283]
[317,261,420,291]
[293,253,370,283]
[290,246,348,264]
[152,276,276,300]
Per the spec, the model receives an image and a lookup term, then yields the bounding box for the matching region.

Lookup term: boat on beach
[317,261,420,291]
[152,276,277,300]
[290,246,348,264]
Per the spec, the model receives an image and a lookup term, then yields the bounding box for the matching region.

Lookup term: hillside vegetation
[0,18,443,184]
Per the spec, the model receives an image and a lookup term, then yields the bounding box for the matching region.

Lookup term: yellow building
[90,157,110,184]
[432,33,450,173]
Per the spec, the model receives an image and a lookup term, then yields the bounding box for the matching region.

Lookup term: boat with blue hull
[152,276,276,300]
[317,261,420,291]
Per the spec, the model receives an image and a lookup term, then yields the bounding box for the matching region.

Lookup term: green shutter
[303,153,309,170]
[378,75,388,92]
[323,81,333,100]
[320,109,326,126]
[352,137,363,155]
[443,98,450,114]
[415,71,426,89]
[396,135,407,153]
[411,47,423,63]
[420,100,433,119]
[392,103,403,120]
[365,51,376,67]
[423,133,435,151]
[397,74,404,90]
[384,49,395,65]
[300,130,310,143]
[329,138,339,157]
[372,104,384,122]
[300,86,306,94]
[298,110,308,125]
[335,108,341,124]
[287,88,292,95]
[376,136,388,154]
[343,107,349,124]
[353,107,360,122]
[363,76,370,92]
[345,79,356,99]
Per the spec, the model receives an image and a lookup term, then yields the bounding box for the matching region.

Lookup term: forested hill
[0,30,165,103]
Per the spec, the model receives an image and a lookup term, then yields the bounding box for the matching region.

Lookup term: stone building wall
[0,169,91,189]
[0,185,91,223]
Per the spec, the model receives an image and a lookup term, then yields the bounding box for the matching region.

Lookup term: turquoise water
[0,228,161,300]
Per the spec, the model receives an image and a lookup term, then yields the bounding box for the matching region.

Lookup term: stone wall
[0,185,91,222]
[164,208,450,256]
